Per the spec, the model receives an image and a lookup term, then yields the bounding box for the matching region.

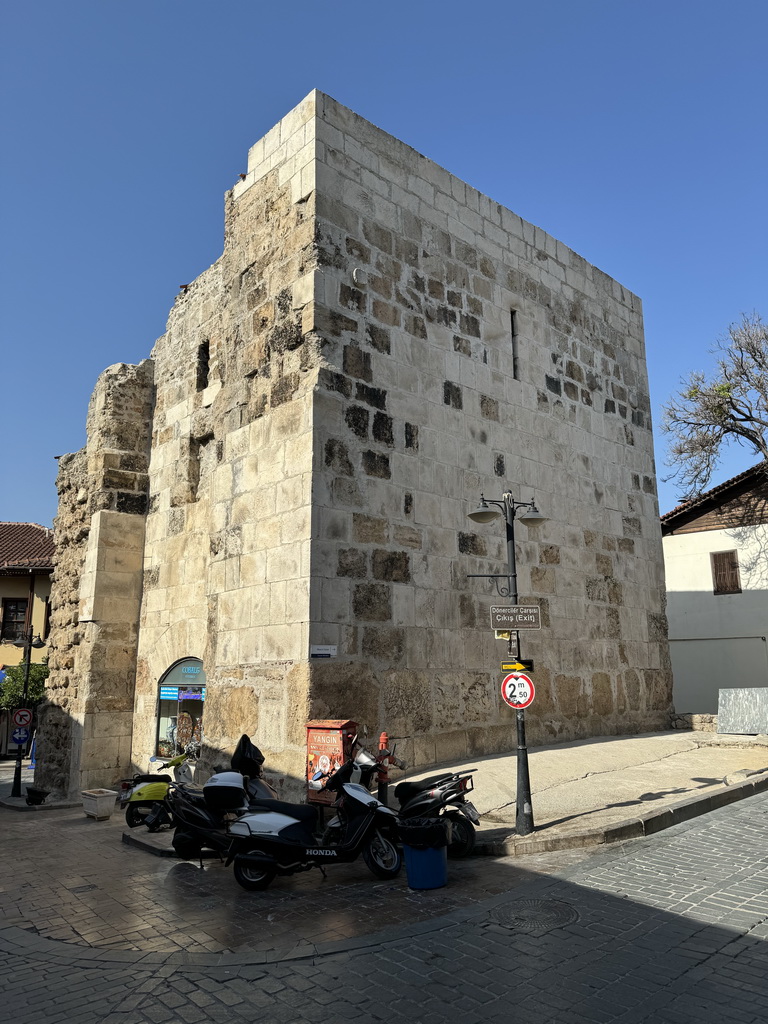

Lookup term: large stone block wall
[300,94,671,765]
[41,92,672,795]
[37,361,153,797]
[130,96,319,776]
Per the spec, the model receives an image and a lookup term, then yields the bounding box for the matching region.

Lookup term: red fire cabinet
[306,719,357,805]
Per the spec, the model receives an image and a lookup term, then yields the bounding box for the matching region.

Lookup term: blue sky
[2,0,766,525]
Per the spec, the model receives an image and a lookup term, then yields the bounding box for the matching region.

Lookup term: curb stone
[473,771,768,855]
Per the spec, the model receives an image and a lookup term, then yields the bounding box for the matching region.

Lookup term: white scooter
[226,741,401,890]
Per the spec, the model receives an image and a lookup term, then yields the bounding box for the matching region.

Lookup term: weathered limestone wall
[43,92,671,794]
[302,93,671,765]
[36,362,153,797]
[130,96,320,778]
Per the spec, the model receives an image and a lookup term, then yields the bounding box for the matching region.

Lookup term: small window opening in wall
[511,310,519,380]
[196,341,210,392]
[711,550,741,595]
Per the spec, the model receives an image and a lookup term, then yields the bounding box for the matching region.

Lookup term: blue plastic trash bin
[399,818,449,889]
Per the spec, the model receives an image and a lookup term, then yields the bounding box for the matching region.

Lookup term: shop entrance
[156,658,206,758]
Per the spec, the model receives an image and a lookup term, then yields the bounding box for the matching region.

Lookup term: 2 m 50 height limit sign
[501,673,535,710]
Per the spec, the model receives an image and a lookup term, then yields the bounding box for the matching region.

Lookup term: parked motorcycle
[394,769,480,857]
[120,750,195,830]
[226,740,402,890]
[167,734,277,861]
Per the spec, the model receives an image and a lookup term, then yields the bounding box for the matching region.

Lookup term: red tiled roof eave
[0,522,55,572]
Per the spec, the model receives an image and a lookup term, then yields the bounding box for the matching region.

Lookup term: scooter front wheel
[233,853,276,891]
[446,812,476,858]
[363,831,402,879]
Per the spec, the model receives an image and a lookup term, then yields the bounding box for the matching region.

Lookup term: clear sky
[2,0,766,526]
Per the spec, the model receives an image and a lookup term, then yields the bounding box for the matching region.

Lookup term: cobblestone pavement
[2,794,768,1022]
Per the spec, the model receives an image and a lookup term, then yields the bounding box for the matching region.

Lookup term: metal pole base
[516,709,534,836]
[11,745,24,799]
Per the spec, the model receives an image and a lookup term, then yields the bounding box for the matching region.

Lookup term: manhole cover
[488,899,579,936]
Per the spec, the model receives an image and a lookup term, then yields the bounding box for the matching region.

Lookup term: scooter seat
[134,774,172,785]
[394,773,453,803]
[247,798,318,827]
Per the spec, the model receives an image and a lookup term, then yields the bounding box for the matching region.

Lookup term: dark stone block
[459,313,480,338]
[372,412,394,447]
[325,439,353,476]
[444,381,463,409]
[343,345,372,382]
[545,375,562,396]
[371,549,411,583]
[355,383,387,409]
[339,283,366,313]
[117,492,148,516]
[458,532,486,556]
[494,454,505,477]
[405,423,419,450]
[353,582,391,621]
[404,492,413,516]
[345,405,369,439]
[405,315,427,340]
[366,324,390,354]
[453,335,471,357]
[337,549,367,578]
[480,395,499,421]
[362,451,391,478]
[318,369,352,398]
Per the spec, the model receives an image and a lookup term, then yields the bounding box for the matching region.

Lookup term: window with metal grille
[711,550,741,595]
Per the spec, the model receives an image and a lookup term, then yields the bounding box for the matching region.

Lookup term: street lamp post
[1,629,45,799]
[467,491,545,837]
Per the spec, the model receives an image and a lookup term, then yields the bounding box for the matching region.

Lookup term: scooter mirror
[312,770,325,781]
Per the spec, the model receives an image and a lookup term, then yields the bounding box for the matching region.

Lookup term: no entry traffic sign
[501,673,535,709]
[12,708,33,728]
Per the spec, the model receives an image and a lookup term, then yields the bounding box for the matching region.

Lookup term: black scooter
[394,770,480,856]
[226,741,401,890]
[162,735,277,861]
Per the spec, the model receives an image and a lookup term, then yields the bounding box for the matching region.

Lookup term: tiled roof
[0,522,55,571]
[660,463,768,524]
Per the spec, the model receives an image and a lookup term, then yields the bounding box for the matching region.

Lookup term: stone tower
[37,91,671,799]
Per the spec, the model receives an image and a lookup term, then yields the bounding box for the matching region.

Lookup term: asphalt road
[2,790,768,1022]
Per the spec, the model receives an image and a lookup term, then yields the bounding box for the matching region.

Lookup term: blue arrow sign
[12,727,30,745]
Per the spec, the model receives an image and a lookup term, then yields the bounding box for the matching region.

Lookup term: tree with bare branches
[663,313,768,499]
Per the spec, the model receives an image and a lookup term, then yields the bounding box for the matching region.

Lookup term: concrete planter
[82,789,118,820]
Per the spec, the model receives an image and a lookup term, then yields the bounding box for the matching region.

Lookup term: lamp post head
[467,496,503,524]
[517,503,547,525]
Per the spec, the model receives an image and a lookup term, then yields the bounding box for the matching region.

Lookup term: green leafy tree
[663,313,768,499]
[0,662,49,712]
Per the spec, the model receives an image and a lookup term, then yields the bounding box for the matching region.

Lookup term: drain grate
[487,898,579,936]
[67,884,97,894]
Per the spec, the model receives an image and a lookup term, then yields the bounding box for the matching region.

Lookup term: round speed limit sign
[501,672,535,709]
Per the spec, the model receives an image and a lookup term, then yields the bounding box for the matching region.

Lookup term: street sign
[12,727,30,745]
[490,606,541,630]
[501,672,535,709]
[12,709,33,728]
[501,660,534,672]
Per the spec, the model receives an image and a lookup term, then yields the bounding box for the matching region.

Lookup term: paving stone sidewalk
[3,789,768,1022]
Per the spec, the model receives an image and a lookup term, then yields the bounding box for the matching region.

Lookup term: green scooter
[120,751,195,830]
